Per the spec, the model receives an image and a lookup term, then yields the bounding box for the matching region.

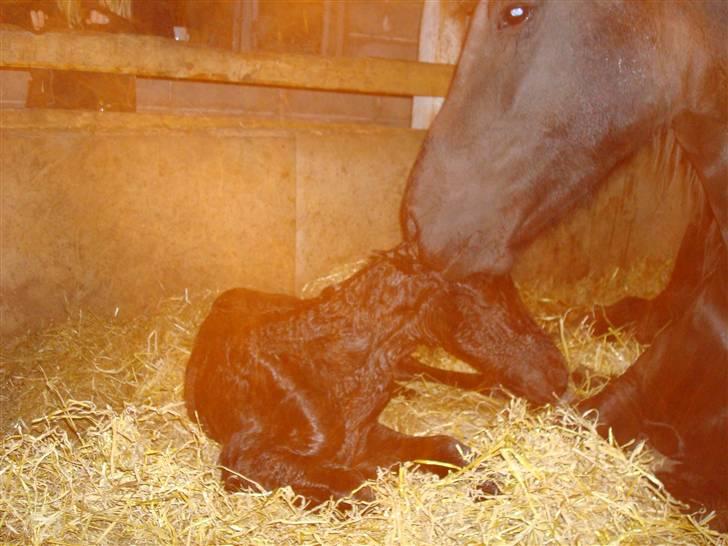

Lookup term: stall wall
[1,110,696,340]
[1,0,425,125]
[0,110,420,339]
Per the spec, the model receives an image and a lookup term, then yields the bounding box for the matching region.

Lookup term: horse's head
[402,0,716,279]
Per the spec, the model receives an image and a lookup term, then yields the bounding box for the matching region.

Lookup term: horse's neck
[673,112,727,245]
[665,1,727,246]
[701,0,728,97]
[700,0,728,28]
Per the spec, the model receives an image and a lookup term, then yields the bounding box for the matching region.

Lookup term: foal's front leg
[396,355,502,393]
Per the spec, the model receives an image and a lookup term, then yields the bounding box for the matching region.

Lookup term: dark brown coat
[185,246,566,504]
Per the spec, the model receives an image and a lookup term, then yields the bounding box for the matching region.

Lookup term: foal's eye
[498,4,532,29]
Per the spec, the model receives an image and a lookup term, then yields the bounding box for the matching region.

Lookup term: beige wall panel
[1,125,296,338]
[294,129,423,293]
[0,69,28,108]
[1,110,696,339]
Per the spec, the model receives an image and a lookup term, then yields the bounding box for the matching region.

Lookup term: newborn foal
[185,246,566,504]
[186,247,466,503]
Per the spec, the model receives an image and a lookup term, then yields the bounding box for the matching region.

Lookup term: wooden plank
[0,27,454,97]
[0,108,427,135]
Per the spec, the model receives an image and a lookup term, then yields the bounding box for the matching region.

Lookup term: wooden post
[411,0,470,128]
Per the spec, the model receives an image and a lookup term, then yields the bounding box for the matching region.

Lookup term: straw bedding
[1,268,726,545]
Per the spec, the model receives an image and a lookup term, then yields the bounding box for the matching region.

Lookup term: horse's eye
[498,4,532,29]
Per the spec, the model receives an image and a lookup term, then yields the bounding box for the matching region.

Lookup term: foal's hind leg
[354,423,468,479]
[211,287,300,323]
[219,431,370,505]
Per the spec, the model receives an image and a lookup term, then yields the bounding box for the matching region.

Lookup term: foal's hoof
[418,437,470,477]
[221,469,250,492]
[473,479,502,500]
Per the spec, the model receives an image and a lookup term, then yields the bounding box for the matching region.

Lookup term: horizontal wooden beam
[0,108,427,135]
[0,27,455,97]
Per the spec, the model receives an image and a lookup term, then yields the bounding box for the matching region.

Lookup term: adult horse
[401,0,727,530]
